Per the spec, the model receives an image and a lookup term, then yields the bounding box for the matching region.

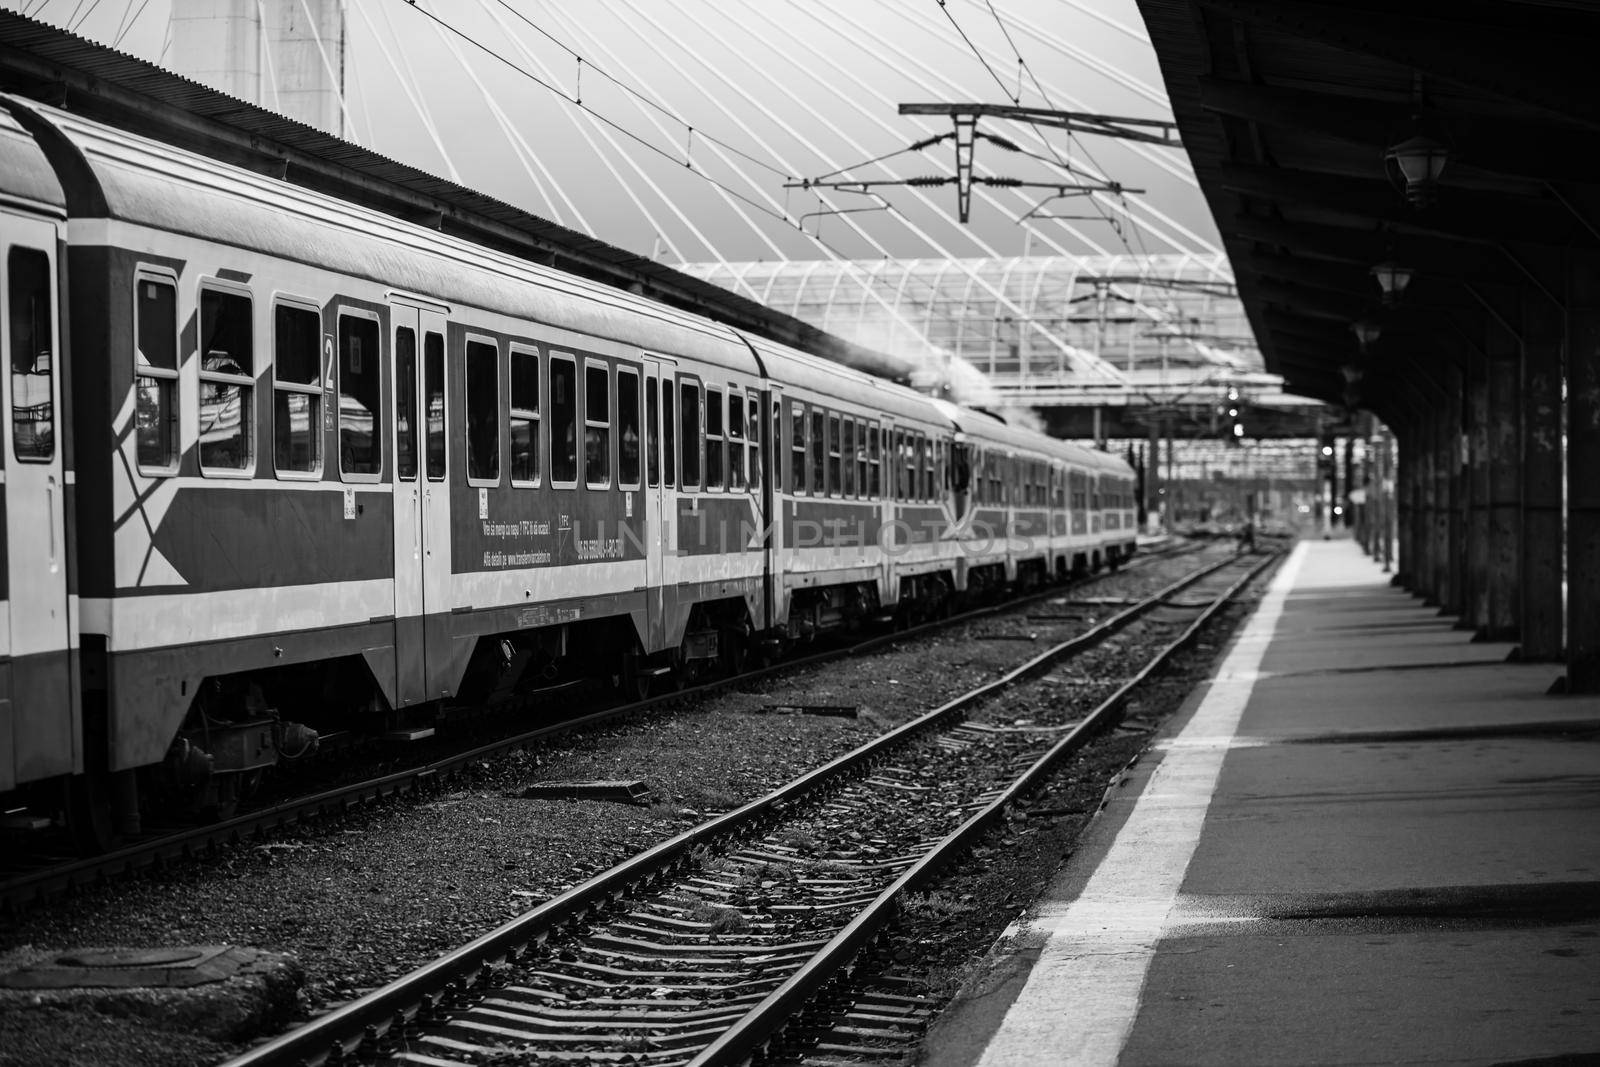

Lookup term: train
[0,94,1137,848]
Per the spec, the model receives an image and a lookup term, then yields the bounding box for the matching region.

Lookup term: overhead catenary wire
[884,0,1223,259]
[486,0,790,181]
[638,0,1122,382]
[475,0,716,266]
[349,0,463,184]
[391,0,797,231]
[417,0,591,232]
[534,0,791,273]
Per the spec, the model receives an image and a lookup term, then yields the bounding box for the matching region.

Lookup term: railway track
[1,540,1200,912]
[221,546,1278,1067]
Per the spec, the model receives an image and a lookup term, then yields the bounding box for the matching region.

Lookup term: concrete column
[1567,255,1600,691]
[169,0,259,102]
[168,0,344,136]
[1485,321,1522,641]
[1520,291,1563,661]
[1418,409,1440,602]
[1395,426,1415,586]
[1464,351,1491,630]
[1379,429,1396,572]
[1440,366,1465,616]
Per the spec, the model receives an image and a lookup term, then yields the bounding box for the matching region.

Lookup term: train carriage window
[841,418,855,497]
[465,338,500,484]
[549,354,577,485]
[273,303,321,475]
[704,385,723,489]
[395,326,418,481]
[867,424,881,498]
[585,361,611,488]
[9,247,54,462]
[134,271,179,472]
[198,286,254,472]
[810,409,825,495]
[855,419,868,498]
[510,345,539,486]
[747,389,762,493]
[826,414,841,497]
[679,378,700,488]
[617,366,640,488]
[424,332,445,480]
[892,430,904,500]
[726,389,744,490]
[662,380,676,488]
[790,401,807,495]
[922,434,935,502]
[646,374,660,488]
[338,312,380,477]
[771,395,782,493]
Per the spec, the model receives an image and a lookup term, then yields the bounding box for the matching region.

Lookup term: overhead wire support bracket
[897,103,1182,148]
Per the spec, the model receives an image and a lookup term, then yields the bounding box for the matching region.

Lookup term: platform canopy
[1134,0,1600,418]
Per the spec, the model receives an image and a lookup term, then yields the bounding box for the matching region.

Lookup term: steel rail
[2,541,1191,911]
[690,550,1280,1066]
[219,547,1245,1067]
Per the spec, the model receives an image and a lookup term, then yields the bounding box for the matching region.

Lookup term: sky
[6,0,1223,268]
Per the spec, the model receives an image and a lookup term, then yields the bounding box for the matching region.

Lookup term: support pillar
[1441,366,1465,616]
[1379,429,1395,572]
[1464,351,1491,631]
[1395,426,1415,586]
[1566,255,1600,691]
[1485,319,1521,641]
[1520,289,1563,661]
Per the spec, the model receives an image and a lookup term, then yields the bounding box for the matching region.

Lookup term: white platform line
[976,542,1308,1067]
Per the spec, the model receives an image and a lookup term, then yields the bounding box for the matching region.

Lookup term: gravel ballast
[0,544,1239,1066]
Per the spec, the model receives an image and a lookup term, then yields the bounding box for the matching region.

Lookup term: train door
[1,220,76,788]
[642,354,672,648]
[389,299,453,704]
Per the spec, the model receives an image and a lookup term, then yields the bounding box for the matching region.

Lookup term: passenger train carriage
[0,94,1136,843]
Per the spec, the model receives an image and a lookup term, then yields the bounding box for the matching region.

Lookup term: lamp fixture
[1370,260,1414,304]
[1351,319,1382,351]
[1340,363,1365,385]
[1384,134,1449,207]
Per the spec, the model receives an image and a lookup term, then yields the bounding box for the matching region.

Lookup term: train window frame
[726,387,745,491]
[583,358,612,490]
[678,375,701,490]
[548,352,579,488]
[509,342,540,488]
[7,246,55,465]
[790,400,807,496]
[704,383,724,490]
[196,280,256,478]
[810,408,825,496]
[617,364,641,490]
[270,297,322,480]
[132,267,180,476]
[867,422,881,498]
[394,325,420,483]
[424,331,446,481]
[771,396,784,494]
[646,372,660,488]
[747,388,762,494]
[841,416,855,498]
[662,375,676,488]
[335,308,383,482]
[827,413,844,498]
[464,334,501,487]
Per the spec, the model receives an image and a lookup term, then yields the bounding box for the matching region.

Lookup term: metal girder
[898,103,1182,147]
[1194,0,1600,128]
[1218,162,1587,248]
[1198,75,1600,184]
[1230,215,1514,282]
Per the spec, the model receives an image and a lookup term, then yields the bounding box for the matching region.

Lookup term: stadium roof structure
[683,253,1282,406]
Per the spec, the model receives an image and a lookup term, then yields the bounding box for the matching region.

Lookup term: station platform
[926,539,1600,1066]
